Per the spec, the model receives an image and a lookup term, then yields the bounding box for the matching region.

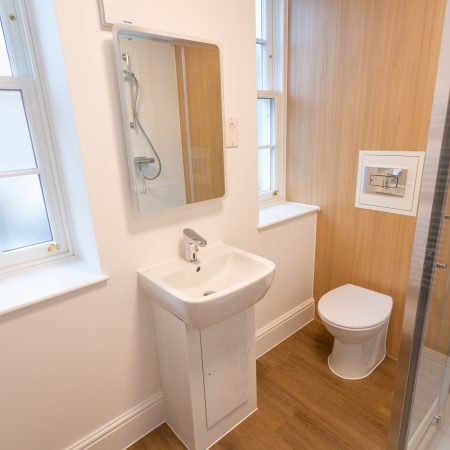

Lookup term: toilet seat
[318,284,393,379]
[318,284,392,329]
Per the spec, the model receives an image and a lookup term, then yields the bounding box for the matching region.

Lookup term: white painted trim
[257,90,284,202]
[0,0,73,271]
[97,0,109,27]
[355,150,425,216]
[0,258,108,316]
[258,201,319,229]
[255,298,315,358]
[64,301,315,449]
[65,392,165,450]
[257,0,287,204]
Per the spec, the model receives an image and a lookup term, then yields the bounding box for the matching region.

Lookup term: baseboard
[65,391,165,450]
[65,300,315,449]
[255,298,315,358]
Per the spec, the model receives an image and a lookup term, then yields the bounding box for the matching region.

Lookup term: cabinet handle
[436,262,448,269]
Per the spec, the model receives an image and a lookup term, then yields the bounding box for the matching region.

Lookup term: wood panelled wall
[286,0,446,358]
[175,46,224,203]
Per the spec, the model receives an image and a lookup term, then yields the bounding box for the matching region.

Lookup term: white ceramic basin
[137,242,275,329]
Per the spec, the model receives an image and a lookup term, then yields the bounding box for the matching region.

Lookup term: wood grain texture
[175,45,224,203]
[286,0,446,358]
[183,46,225,202]
[128,321,396,450]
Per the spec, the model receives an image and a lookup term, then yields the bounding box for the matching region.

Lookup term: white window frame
[257,90,284,202]
[257,0,287,205]
[0,0,71,273]
[256,0,273,91]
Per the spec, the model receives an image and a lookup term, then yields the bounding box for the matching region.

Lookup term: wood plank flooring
[128,321,397,450]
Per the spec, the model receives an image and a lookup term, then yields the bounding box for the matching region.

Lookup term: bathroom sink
[137,242,275,328]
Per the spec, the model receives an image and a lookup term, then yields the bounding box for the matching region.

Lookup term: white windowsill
[0,258,108,316]
[258,201,320,230]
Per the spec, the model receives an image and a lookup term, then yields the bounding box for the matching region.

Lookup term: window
[256,0,286,203]
[0,0,70,272]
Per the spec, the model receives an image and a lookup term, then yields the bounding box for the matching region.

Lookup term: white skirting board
[255,298,315,358]
[65,392,165,450]
[66,300,314,450]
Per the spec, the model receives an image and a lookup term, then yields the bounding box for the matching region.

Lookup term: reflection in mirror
[113,27,225,214]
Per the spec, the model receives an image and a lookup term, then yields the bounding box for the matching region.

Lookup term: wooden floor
[129,321,397,450]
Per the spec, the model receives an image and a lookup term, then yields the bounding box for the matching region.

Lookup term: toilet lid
[318,284,392,329]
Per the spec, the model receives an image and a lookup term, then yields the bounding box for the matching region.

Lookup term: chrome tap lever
[183,228,207,262]
[183,228,207,246]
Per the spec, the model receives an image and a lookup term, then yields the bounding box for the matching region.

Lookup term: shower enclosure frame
[388,2,450,448]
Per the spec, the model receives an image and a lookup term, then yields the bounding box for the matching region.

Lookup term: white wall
[0,1,316,449]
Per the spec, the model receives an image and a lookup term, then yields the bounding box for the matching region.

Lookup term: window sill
[258,201,320,230]
[0,258,108,316]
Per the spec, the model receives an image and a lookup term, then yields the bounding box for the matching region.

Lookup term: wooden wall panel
[286,0,446,358]
[175,46,224,203]
[185,47,224,202]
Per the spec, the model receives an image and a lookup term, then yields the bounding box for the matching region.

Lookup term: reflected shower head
[123,69,136,81]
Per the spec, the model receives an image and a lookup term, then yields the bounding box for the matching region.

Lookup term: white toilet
[318,284,392,380]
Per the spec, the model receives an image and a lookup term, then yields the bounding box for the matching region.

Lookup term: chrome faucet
[183,228,207,262]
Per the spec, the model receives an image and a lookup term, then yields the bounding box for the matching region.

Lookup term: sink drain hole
[203,290,216,296]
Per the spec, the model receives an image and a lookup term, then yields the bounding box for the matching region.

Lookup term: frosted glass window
[256,0,284,200]
[255,0,270,91]
[258,147,273,193]
[0,90,37,172]
[256,42,269,91]
[257,98,273,146]
[0,0,69,269]
[0,174,52,252]
[257,97,276,194]
[0,18,11,77]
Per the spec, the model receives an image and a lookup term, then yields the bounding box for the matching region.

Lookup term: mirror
[113,26,225,214]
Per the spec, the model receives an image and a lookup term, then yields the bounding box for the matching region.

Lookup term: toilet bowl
[318,284,392,380]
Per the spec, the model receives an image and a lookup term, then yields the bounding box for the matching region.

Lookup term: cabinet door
[200,313,249,428]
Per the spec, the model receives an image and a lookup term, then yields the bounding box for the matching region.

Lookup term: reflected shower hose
[123,69,162,180]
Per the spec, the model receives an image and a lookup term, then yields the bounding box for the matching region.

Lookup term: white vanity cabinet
[151,303,257,450]
[139,242,274,448]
